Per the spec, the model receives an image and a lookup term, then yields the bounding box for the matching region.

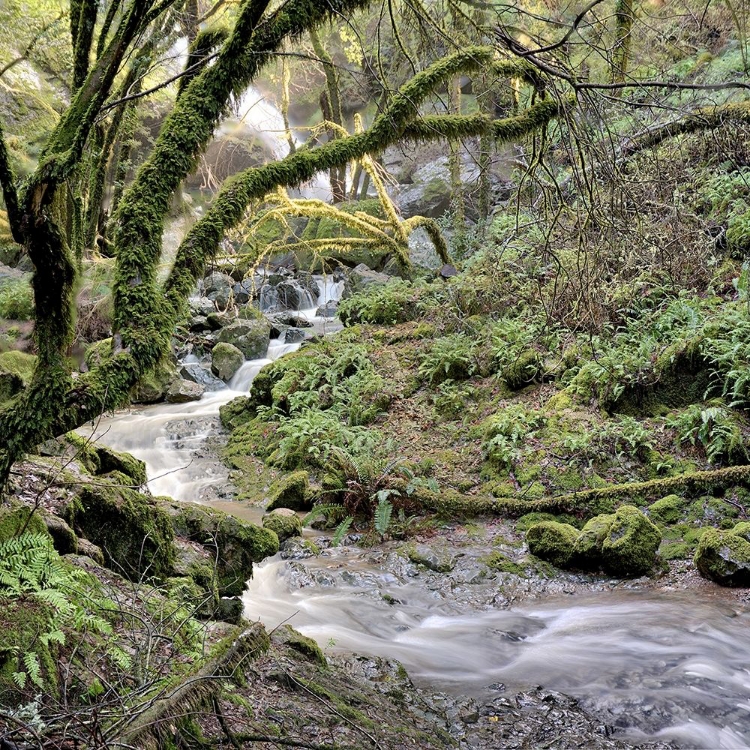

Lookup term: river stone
[316,301,338,318]
[284,327,309,344]
[203,271,234,307]
[573,514,615,569]
[180,363,225,391]
[263,508,302,542]
[211,342,245,381]
[601,505,661,577]
[343,264,391,299]
[276,279,314,310]
[190,296,216,316]
[206,310,236,330]
[526,521,579,568]
[165,378,204,403]
[188,315,211,332]
[217,319,271,360]
[407,543,456,573]
[695,523,750,586]
[280,537,320,560]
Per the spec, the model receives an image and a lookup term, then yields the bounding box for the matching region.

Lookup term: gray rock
[180,363,226,391]
[343,264,391,299]
[206,310,236,330]
[217,319,271,360]
[76,538,104,565]
[203,271,234,308]
[211,342,245,381]
[165,378,204,403]
[316,301,338,318]
[188,315,211,332]
[280,537,320,560]
[190,296,216,316]
[407,543,457,573]
[284,327,309,344]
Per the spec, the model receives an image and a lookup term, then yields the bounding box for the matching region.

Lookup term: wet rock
[216,597,244,624]
[407,543,457,573]
[267,471,311,511]
[188,315,211,332]
[280,537,320,560]
[43,512,78,554]
[601,505,661,577]
[190,296,216,316]
[206,310,236,330]
[203,271,234,308]
[233,279,257,304]
[263,508,303,542]
[165,378,204,403]
[217,318,271,360]
[266,312,313,330]
[695,523,750,586]
[211,342,245,381]
[526,521,579,567]
[343,263,391,298]
[276,279,315,310]
[284,327,309,344]
[316,300,338,317]
[180,362,226,391]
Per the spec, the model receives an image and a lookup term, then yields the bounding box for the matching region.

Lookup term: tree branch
[0,118,22,244]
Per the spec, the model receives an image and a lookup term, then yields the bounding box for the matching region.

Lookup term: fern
[331,516,354,547]
[23,652,43,688]
[374,496,393,538]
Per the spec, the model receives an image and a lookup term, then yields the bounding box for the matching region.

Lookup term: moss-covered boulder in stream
[526,521,579,567]
[64,474,175,581]
[267,470,311,511]
[601,505,661,577]
[263,508,302,541]
[694,523,750,586]
[165,501,279,596]
[211,342,244,381]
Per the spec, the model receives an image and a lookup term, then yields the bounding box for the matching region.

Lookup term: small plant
[0,278,34,320]
[483,405,546,470]
[667,402,747,465]
[338,279,430,326]
[418,334,477,386]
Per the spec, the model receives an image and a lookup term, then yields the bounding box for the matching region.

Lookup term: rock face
[695,522,750,586]
[263,508,303,542]
[180,362,226,391]
[211,342,245,381]
[526,522,579,567]
[217,319,271,360]
[203,271,234,308]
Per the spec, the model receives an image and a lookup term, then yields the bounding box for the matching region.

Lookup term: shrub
[0,278,34,320]
[338,279,430,326]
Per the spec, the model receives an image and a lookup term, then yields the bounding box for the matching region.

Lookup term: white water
[89,275,750,749]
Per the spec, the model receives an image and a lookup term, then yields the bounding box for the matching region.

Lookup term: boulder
[217,319,271,360]
[263,508,303,542]
[572,514,615,569]
[203,271,234,308]
[165,378,204,403]
[165,501,279,596]
[0,351,36,403]
[601,505,661,577]
[180,362,226,391]
[526,521,579,567]
[342,264,391,299]
[316,301,338,318]
[276,279,316,311]
[648,494,686,525]
[206,310,237,330]
[64,475,176,581]
[211,342,245,381]
[695,523,750,586]
[267,471,311,511]
[190,296,216,316]
[284,327,309,344]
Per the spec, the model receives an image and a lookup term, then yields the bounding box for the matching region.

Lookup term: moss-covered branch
[419,464,750,519]
[72,0,98,92]
[610,0,635,86]
[620,99,750,158]
[0,119,22,244]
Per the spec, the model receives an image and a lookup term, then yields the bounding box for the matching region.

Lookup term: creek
[89,277,750,750]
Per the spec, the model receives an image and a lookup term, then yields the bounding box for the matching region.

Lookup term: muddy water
[89,279,750,749]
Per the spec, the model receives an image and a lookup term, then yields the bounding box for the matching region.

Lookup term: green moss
[280,624,326,666]
[648,494,686,525]
[502,349,542,390]
[267,470,311,511]
[262,510,302,541]
[660,542,691,560]
[525,521,579,567]
[219,395,255,430]
[0,505,49,542]
[65,476,175,581]
[167,501,279,596]
[573,513,615,569]
[482,551,526,576]
[601,505,661,577]
[0,351,37,384]
[694,526,750,586]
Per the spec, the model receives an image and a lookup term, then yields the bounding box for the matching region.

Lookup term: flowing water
[89,277,750,749]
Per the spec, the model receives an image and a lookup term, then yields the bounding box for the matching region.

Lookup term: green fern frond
[331,516,354,547]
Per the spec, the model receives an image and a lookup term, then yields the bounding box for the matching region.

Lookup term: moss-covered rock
[406,543,456,572]
[219,395,255,430]
[64,476,175,581]
[573,513,615,569]
[525,521,578,567]
[648,494,686,524]
[502,350,542,390]
[217,319,271,360]
[601,505,661,577]
[166,501,279,596]
[278,624,327,666]
[263,508,302,541]
[267,470,311,511]
[694,523,750,586]
[211,342,245,381]
[0,504,49,542]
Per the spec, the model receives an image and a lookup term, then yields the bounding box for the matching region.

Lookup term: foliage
[338,279,432,326]
[0,278,34,320]
[483,405,547,470]
[667,402,747,464]
[418,334,477,385]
